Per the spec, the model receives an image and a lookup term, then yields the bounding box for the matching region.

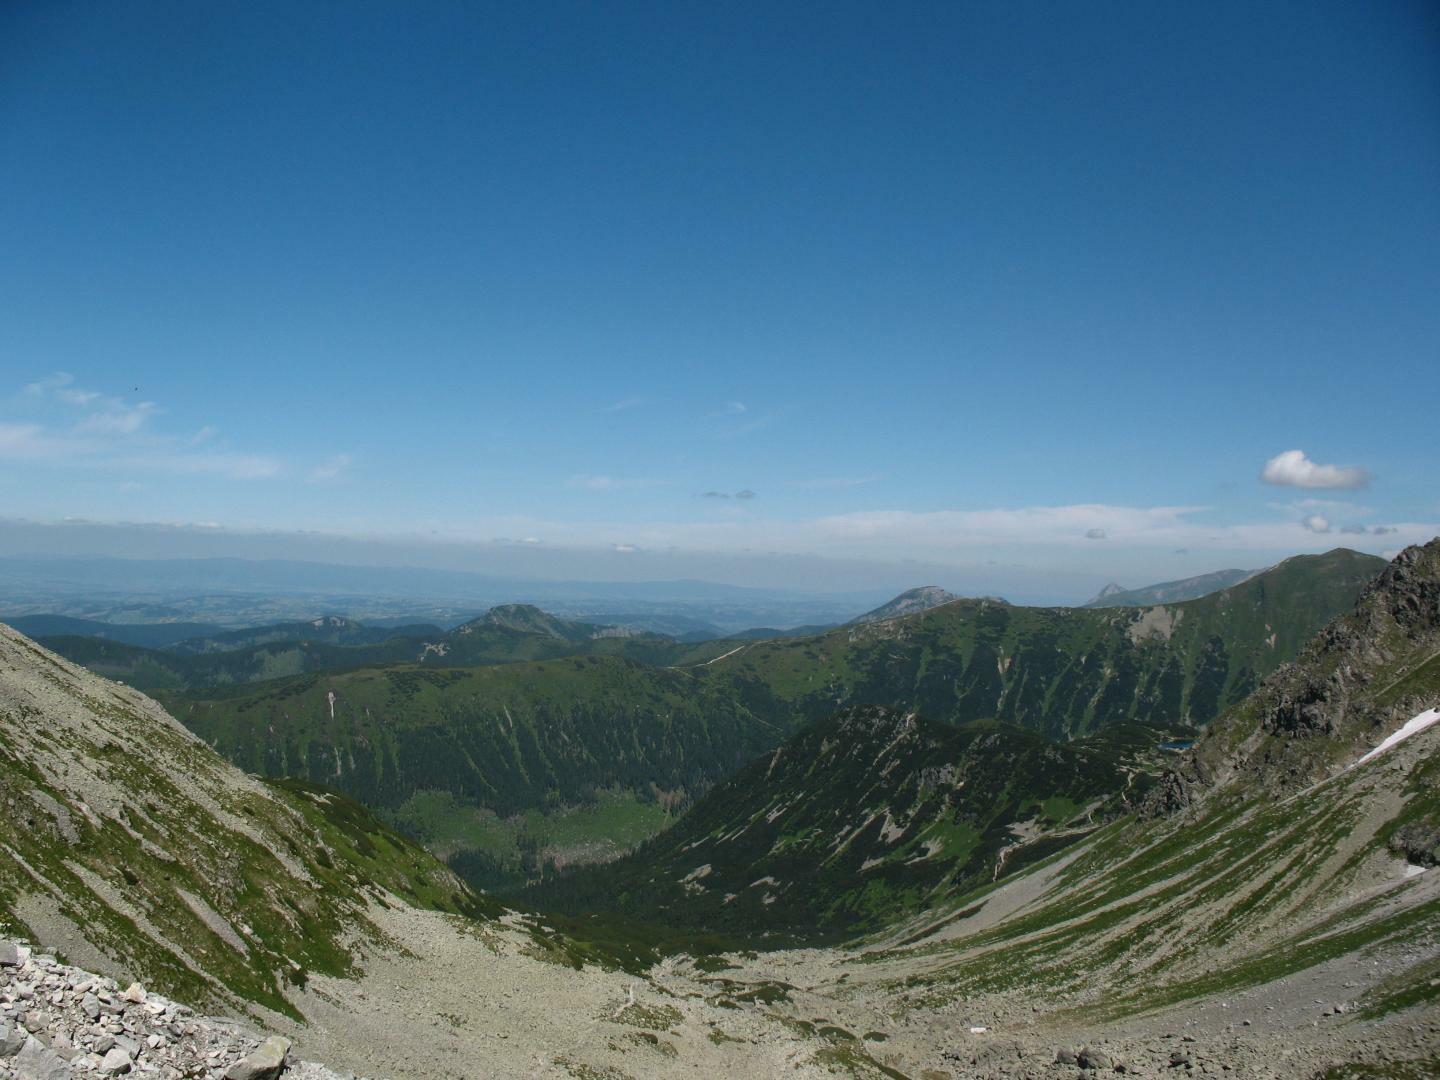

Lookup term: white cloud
[718,401,748,415]
[1301,514,1332,534]
[75,400,158,435]
[307,454,353,482]
[1261,449,1370,490]
[1085,528,1108,540]
[4,374,281,480]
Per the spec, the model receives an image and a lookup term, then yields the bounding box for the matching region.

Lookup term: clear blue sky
[2,1,1437,597]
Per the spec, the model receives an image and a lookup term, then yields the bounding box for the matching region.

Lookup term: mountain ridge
[1082,566,1261,608]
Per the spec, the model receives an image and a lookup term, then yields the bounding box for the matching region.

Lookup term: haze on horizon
[3,2,1437,600]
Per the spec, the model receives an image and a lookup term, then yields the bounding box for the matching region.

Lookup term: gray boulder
[0,940,19,966]
[3,1020,28,1057]
[99,1046,133,1073]
[14,1035,74,1080]
[1078,1046,1113,1070]
[225,1035,292,1080]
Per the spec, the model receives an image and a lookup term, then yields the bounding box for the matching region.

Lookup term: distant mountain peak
[1083,568,1259,608]
[850,586,961,625]
[461,603,597,642]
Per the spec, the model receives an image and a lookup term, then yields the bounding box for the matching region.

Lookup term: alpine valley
[2,543,1436,1079]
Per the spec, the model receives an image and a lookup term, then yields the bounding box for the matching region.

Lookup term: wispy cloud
[601,397,646,413]
[699,489,757,500]
[307,453,353,482]
[716,401,748,416]
[568,474,661,492]
[5,373,282,480]
[1261,449,1370,490]
[1085,528,1108,540]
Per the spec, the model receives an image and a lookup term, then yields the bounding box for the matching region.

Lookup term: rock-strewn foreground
[1,939,354,1079]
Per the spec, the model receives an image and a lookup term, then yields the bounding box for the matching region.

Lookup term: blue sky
[2,1,1438,598]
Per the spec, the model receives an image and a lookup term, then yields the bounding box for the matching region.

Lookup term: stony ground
[5,883,1436,1080]
[0,939,354,1080]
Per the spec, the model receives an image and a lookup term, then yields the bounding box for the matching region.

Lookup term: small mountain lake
[1159,739,1196,751]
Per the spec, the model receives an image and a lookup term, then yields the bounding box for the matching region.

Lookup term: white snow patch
[1352,709,1440,769]
[1404,863,1428,879]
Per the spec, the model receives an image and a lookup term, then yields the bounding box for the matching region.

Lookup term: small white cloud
[307,453,353,482]
[1085,528,1108,540]
[1302,514,1332,534]
[613,543,639,553]
[75,401,158,435]
[719,401,748,415]
[1261,450,1369,490]
[23,372,76,397]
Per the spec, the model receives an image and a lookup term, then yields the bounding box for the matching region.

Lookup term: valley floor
[267,864,1438,1079]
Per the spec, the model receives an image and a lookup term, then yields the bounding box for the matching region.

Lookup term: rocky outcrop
[1389,821,1440,867]
[0,939,357,1080]
[1149,538,1440,808]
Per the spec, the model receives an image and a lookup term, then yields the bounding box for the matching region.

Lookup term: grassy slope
[854,543,1440,1026]
[0,627,491,1019]
[523,707,1144,941]
[873,732,1439,1025]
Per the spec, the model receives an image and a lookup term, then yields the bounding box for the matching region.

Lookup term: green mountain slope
[162,656,777,885]
[855,544,1440,1045]
[0,623,488,1019]
[139,547,1383,892]
[523,707,1151,940]
[31,607,730,692]
[706,548,1387,740]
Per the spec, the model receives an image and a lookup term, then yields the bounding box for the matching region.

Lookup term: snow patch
[1352,709,1440,769]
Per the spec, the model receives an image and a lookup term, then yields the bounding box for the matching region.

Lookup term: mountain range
[93,547,1382,891]
[0,541,1436,1076]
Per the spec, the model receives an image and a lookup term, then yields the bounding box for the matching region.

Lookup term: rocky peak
[851,586,961,625]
